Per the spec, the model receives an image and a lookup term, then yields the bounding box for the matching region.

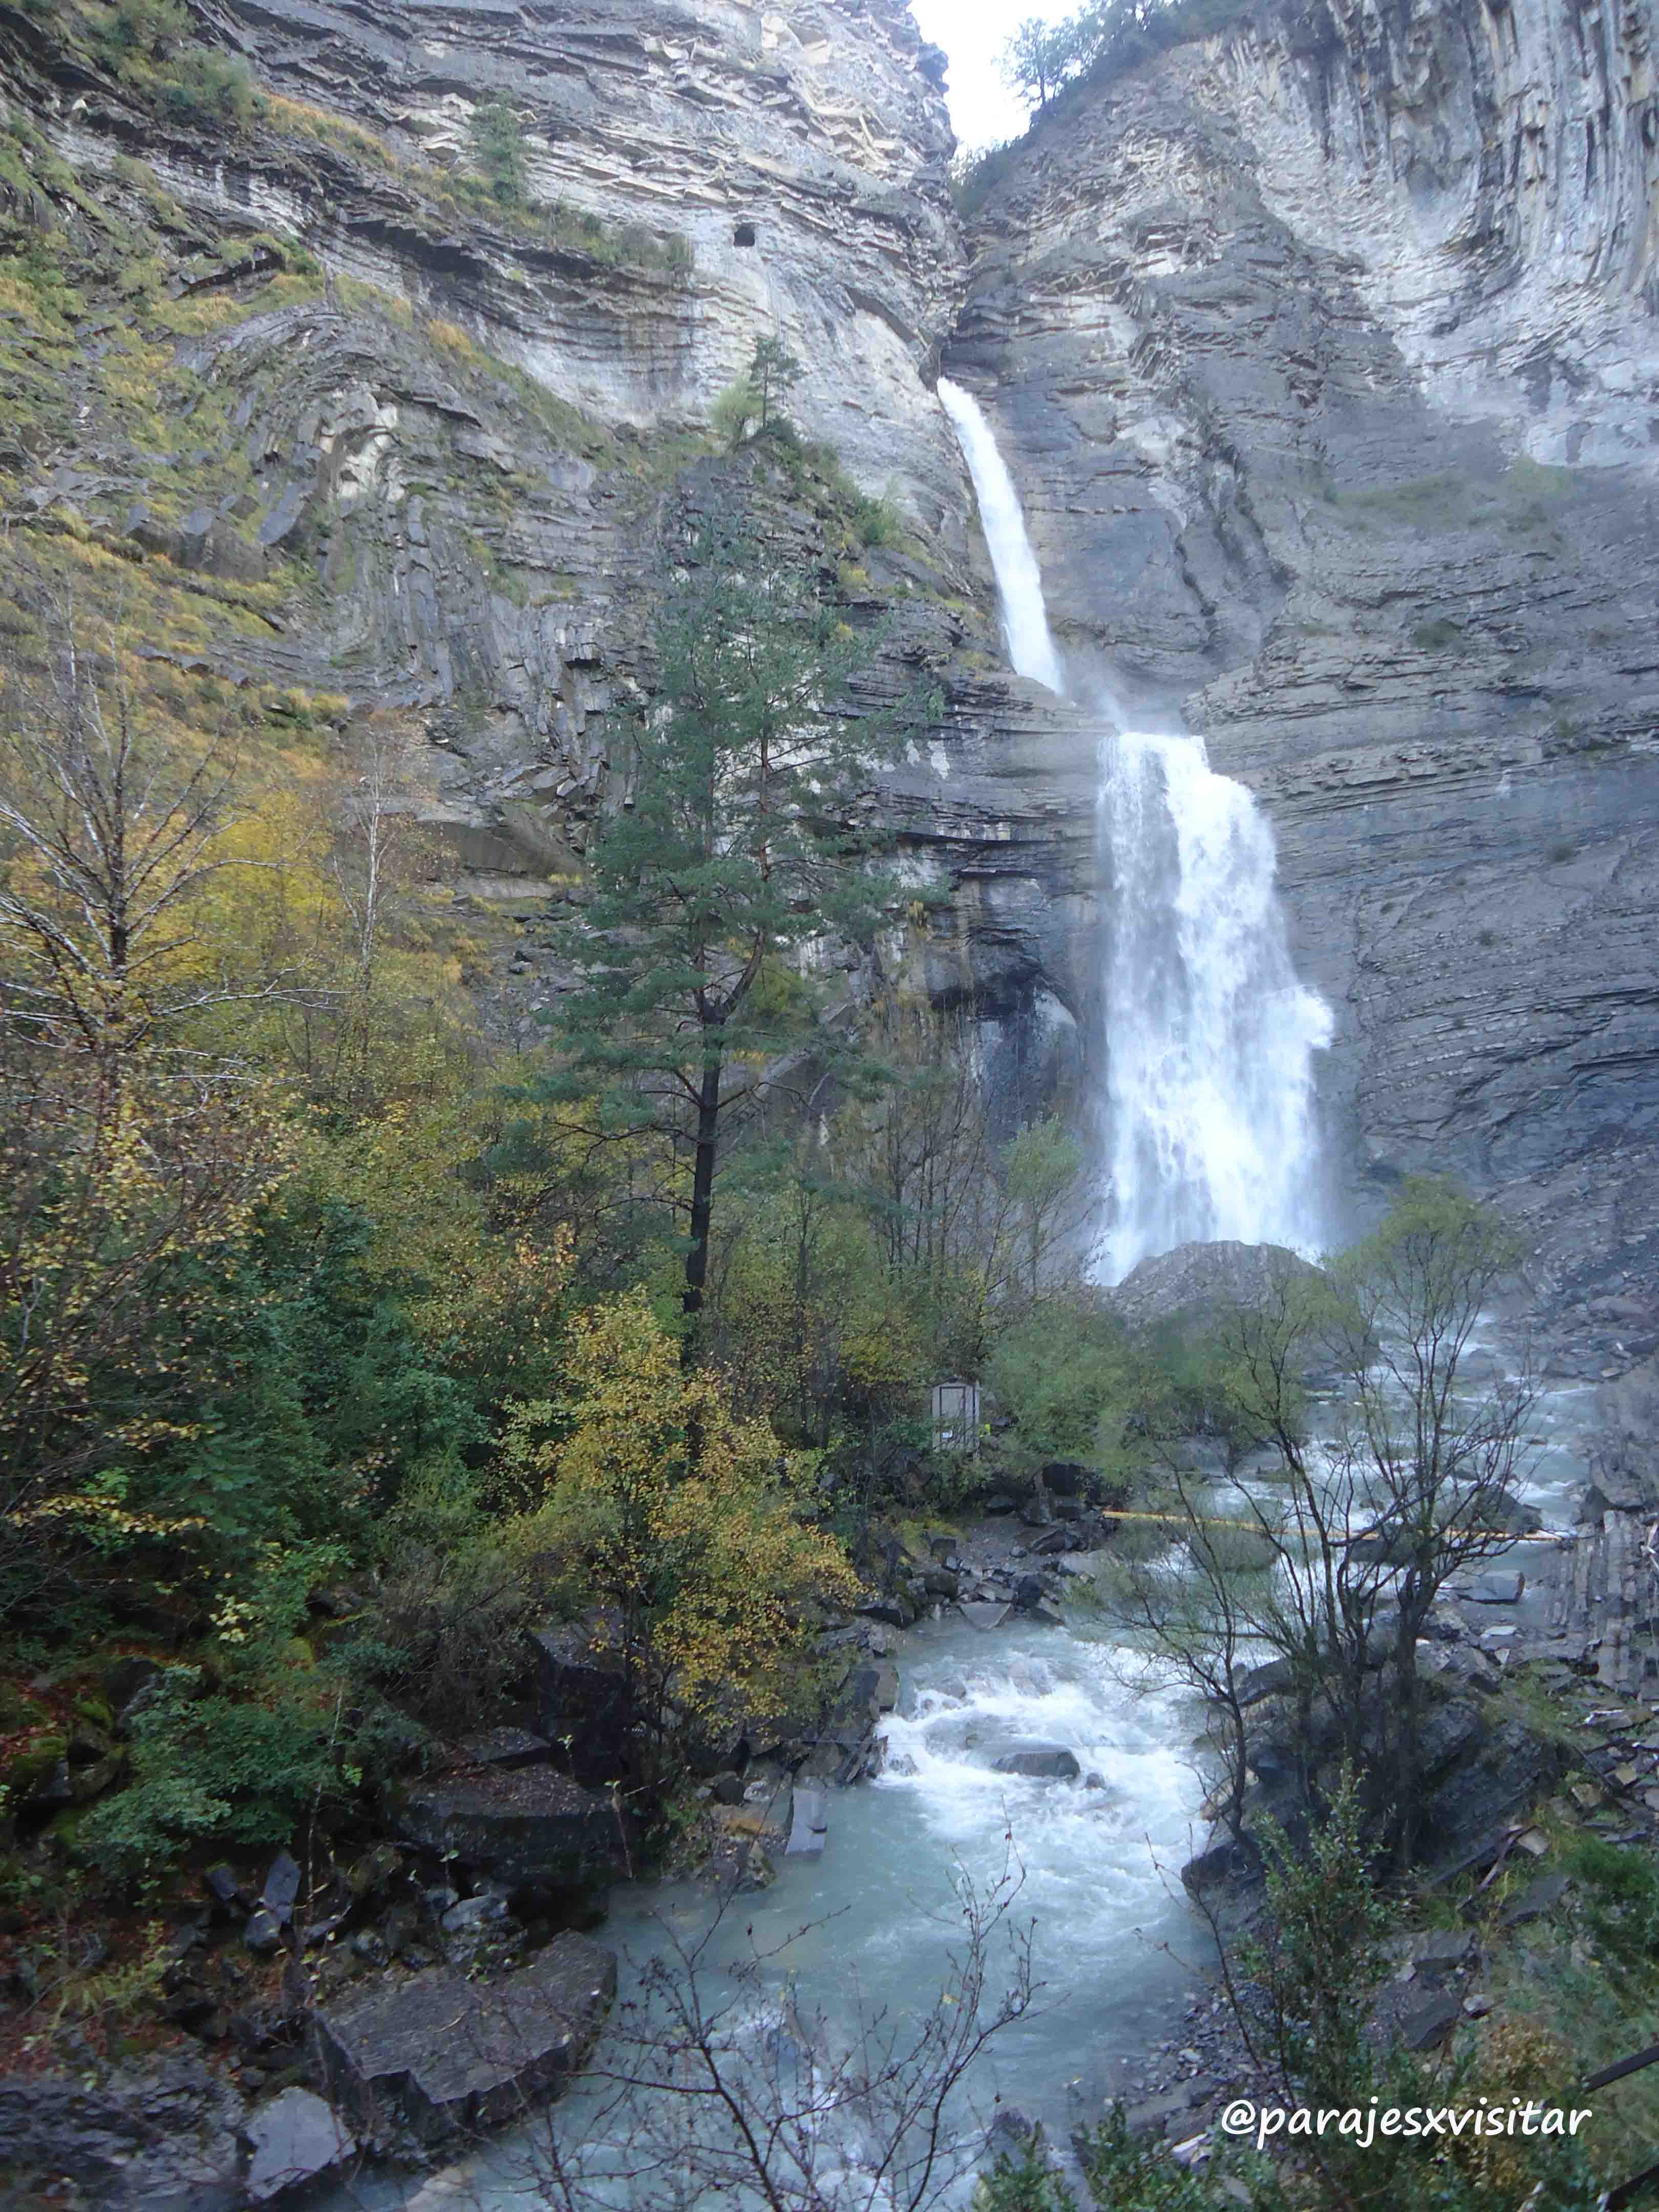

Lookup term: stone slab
[786,1786,828,1856]
[243,2087,354,2203]
[958,1601,1011,1630]
[313,1932,616,2144]
[399,1766,626,1890]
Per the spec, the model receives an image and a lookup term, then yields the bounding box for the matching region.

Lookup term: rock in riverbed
[991,1742,1080,1780]
[399,1766,629,1891]
[313,1930,616,2146]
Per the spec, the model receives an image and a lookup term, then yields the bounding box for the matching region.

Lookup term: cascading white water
[1095,732,1333,1279]
[938,378,1332,1277]
[938,379,1066,692]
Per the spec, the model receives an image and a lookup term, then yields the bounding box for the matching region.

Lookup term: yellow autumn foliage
[507,1288,861,1732]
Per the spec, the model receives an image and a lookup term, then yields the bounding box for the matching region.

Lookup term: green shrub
[972,2129,1078,2212]
[154,50,259,128]
[92,0,190,63]
[1569,1835,1659,1968]
[711,380,756,450]
[348,1463,543,1732]
[469,94,527,210]
[984,1296,1135,1466]
[76,1665,357,1882]
[850,492,900,547]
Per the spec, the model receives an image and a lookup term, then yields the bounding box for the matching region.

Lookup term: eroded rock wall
[951,0,1659,1366]
[172,0,970,527]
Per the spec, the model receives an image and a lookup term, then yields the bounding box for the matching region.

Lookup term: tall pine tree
[543,505,925,1338]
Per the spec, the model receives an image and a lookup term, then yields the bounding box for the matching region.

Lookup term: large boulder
[1107,1241,1324,1334]
[313,1932,616,2146]
[399,1767,628,1891]
[991,1741,1080,1780]
[241,2088,354,2204]
[531,1623,634,1784]
[0,2053,246,2210]
[1419,1713,1570,1870]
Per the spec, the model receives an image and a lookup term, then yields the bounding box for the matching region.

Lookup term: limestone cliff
[951,0,1659,1367]
[0,0,1093,1095]
[6,0,1659,1367]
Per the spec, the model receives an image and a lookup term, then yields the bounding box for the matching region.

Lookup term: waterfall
[938,379,1065,691]
[938,378,1332,1279]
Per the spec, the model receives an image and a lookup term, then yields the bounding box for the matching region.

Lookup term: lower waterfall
[1093,729,1332,1280]
[937,378,1332,1277]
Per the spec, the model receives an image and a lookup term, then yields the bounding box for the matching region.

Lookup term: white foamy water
[1093,730,1333,1280]
[331,1622,1203,2211]
[938,378,1066,692]
[937,376,1332,1279]
[877,1631,1196,1980]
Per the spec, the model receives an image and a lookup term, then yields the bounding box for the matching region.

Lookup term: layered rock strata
[952,0,1659,1363]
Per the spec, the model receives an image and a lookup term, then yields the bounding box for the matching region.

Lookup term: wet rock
[347,1843,403,1900]
[786,1785,828,1856]
[1109,1243,1324,1335]
[991,1742,1080,1780]
[955,1601,1008,1636]
[1123,2079,1211,2136]
[1012,1575,1048,1611]
[313,1931,617,2145]
[1400,1991,1462,2051]
[983,1495,1016,1516]
[986,2105,1039,2150]
[1040,1462,1090,1496]
[205,1863,248,1916]
[1237,1658,1298,1707]
[1422,1714,1570,1867]
[1500,1873,1571,1928]
[1584,1358,1659,1515]
[1409,1928,1475,1979]
[0,2053,246,2208]
[399,1766,629,1891]
[458,1727,553,1770]
[858,1592,918,1629]
[243,1910,285,1957]
[242,2087,354,2203]
[1461,1570,1525,1605]
[441,1894,510,1936]
[261,1851,302,1928]
[1180,1833,1262,1896]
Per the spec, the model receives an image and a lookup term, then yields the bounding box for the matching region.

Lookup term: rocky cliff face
[0,0,1099,1101]
[6,0,1658,1366]
[177,0,969,525]
[951,0,1659,1367]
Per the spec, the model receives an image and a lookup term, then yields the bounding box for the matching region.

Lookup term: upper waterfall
[937,379,1065,694]
[938,377,1333,1280]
